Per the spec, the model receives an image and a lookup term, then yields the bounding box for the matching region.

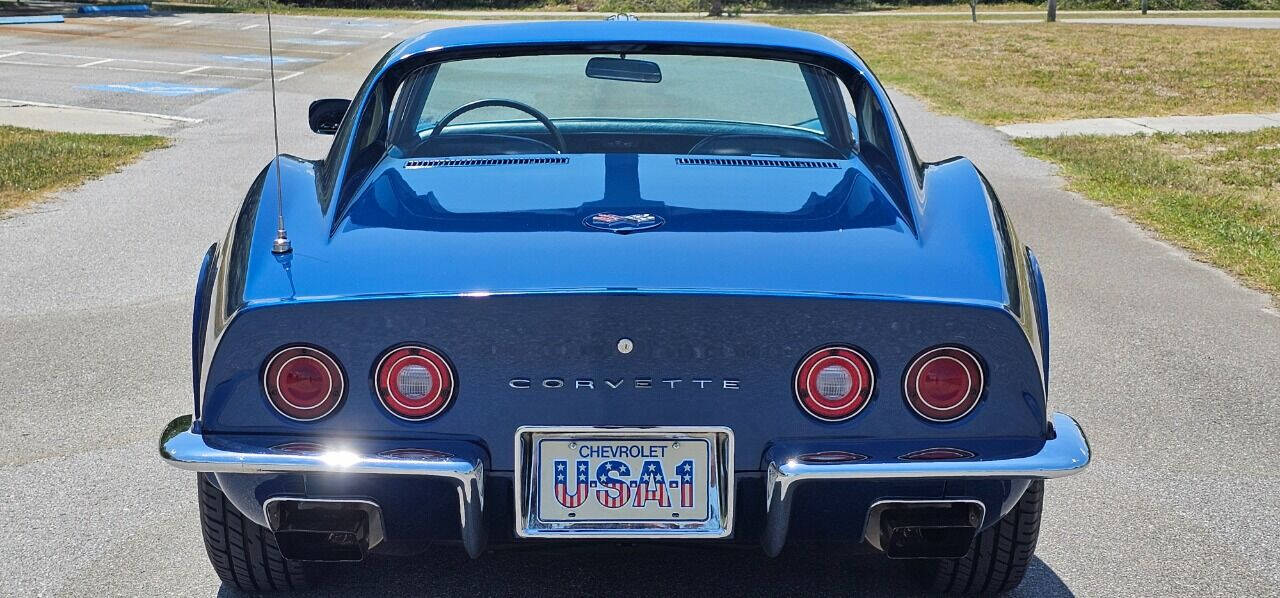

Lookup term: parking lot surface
[1,12,1278,597]
[0,12,412,114]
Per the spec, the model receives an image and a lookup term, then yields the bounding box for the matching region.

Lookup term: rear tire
[197,473,312,592]
[927,481,1044,596]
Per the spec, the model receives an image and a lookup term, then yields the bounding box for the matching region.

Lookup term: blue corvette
[159,19,1090,594]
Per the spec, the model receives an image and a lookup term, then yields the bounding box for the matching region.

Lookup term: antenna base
[272,235,292,254]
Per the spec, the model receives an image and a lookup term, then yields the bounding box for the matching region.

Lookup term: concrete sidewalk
[0,98,199,135]
[1066,16,1280,28]
[997,112,1280,139]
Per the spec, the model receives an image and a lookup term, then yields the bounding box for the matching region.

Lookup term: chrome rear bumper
[158,415,487,557]
[161,412,1088,559]
[761,411,1090,556]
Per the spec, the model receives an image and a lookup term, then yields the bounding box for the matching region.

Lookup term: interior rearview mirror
[308,98,350,135]
[585,57,662,84]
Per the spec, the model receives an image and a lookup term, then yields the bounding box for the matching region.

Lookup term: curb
[0,15,66,24]
[998,113,1280,139]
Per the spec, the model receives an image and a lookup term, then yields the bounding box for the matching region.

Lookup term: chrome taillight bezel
[793,345,876,422]
[262,345,346,422]
[373,344,456,421]
[902,346,985,422]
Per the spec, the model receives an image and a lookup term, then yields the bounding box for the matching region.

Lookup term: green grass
[767,18,1279,297]
[0,126,168,215]
[770,18,1280,124]
[1016,129,1280,296]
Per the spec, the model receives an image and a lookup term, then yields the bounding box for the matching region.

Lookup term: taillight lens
[794,345,875,421]
[263,346,345,421]
[904,346,984,422]
[374,345,455,421]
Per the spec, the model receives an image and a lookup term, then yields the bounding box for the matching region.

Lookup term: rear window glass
[416,54,822,132]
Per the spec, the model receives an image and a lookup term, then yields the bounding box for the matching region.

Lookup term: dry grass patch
[774,18,1280,124]
[1015,128,1280,296]
[0,126,167,215]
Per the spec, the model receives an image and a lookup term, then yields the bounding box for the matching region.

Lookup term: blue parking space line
[78,4,149,13]
[0,15,65,24]
[80,82,233,96]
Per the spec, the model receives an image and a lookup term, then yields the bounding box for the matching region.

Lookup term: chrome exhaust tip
[263,498,385,562]
[864,500,984,559]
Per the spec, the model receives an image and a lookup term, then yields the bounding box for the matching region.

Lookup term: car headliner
[391,21,870,74]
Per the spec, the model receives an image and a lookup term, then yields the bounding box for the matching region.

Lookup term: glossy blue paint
[240,154,1006,304]
[200,293,1048,472]
[169,21,1082,555]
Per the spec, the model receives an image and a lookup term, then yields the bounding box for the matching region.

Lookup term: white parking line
[0,51,22,60]
[8,35,350,57]
[278,71,303,81]
[0,58,271,81]
[0,97,202,123]
[205,21,390,39]
[4,14,385,39]
[4,49,284,72]
[0,49,306,82]
[173,39,345,56]
[380,32,394,39]
[263,25,385,38]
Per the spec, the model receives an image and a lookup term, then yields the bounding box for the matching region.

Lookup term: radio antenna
[265,0,290,254]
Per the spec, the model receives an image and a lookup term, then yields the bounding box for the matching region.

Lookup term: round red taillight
[374,345,455,421]
[904,346,984,422]
[263,346,345,421]
[794,345,875,421]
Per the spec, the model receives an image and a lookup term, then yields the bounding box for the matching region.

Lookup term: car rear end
[159,22,1089,592]
[164,289,1087,560]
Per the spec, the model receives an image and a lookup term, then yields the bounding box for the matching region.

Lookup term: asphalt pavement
[0,12,1277,597]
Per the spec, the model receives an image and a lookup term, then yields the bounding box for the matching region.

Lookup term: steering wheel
[423,99,565,154]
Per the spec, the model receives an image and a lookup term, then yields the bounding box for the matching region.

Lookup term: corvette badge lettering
[510,377,739,390]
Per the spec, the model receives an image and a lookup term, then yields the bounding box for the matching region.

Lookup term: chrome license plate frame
[514,426,734,539]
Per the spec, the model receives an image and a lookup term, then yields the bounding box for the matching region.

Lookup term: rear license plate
[515,427,733,538]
